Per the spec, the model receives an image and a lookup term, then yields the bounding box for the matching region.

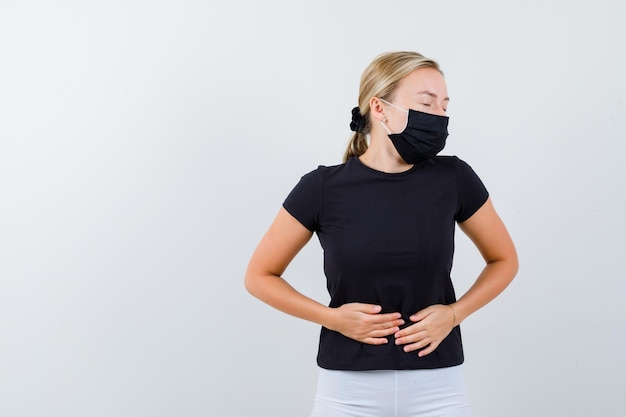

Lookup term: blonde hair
[343,51,442,162]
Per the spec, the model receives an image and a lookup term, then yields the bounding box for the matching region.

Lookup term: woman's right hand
[326,303,404,345]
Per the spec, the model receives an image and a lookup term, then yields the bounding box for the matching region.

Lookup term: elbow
[510,245,520,279]
[502,250,519,286]
[486,248,519,285]
[506,259,519,287]
[244,265,269,299]
[244,268,258,297]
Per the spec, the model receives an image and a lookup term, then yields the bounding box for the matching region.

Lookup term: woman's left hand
[394,304,455,357]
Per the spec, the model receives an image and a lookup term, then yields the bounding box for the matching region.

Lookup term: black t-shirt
[283,156,489,370]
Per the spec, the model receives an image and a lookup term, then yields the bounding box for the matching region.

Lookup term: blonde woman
[245,51,518,417]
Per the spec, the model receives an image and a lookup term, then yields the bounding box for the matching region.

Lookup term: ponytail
[343,132,368,162]
[343,106,369,162]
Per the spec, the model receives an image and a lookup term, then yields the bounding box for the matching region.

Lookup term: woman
[245,51,518,417]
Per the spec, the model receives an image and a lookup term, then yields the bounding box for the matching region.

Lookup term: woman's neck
[358,134,413,173]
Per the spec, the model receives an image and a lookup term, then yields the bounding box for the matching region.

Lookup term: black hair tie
[349,106,366,133]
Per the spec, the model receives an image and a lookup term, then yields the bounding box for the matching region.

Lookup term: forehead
[396,67,448,98]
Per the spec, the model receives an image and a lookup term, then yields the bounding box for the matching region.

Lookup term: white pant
[310,365,472,417]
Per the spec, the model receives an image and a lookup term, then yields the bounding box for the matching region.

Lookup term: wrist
[449,304,457,327]
[319,305,338,331]
[449,301,470,325]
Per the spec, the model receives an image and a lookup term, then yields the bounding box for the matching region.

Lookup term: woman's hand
[326,303,404,345]
[394,304,455,357]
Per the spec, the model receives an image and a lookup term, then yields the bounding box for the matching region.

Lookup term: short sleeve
[453,157,489,222]
[282,167,324,232]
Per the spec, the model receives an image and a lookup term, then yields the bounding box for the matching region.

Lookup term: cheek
[389,112,408,133]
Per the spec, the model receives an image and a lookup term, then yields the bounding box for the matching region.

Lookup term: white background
[1,1,624,416]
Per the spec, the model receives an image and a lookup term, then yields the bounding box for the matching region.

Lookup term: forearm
[245,272,332,327]
[451,258,518,325]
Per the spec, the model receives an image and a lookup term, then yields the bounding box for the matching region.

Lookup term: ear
[369,97,387,123]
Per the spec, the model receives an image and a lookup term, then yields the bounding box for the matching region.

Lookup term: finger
[418,341,441,357]
[366,316,405,329]
[348,304,402,320]
[409,307,434,322]
[402,338,432,353]
[394,329,428,345]
[369,325,402,338]
[365,322,404,335]
[394,322,426,339]
[363,312,403,325]
[362,337,390,345]
[351,303,383,314]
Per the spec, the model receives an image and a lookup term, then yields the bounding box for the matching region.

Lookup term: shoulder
[303,163,340,176]
[286,162,346,197]
[432,155,466,166]
[297,161,348,182]
[432,155,480,175]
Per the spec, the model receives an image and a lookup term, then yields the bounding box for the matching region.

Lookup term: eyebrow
[416,91,450,102]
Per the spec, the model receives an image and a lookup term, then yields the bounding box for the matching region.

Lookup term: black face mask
[381,100,449,164]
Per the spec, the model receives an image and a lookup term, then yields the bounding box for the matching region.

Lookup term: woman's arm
[452,197,519,324]
[394,197,519,356]
[245,207,404,345]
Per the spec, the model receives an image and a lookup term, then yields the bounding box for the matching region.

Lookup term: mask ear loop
[380,119,393,135]
[379,98,409,134]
